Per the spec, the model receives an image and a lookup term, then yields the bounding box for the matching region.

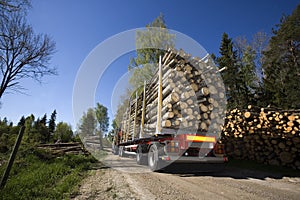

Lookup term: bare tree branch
[0,9,56,98]
[0,0,31,19]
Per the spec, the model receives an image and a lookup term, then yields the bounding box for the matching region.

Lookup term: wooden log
[162,120,172,128]
[199,87,210,96]
[199,104,208,113]
[171,119,181,126]
[163,92,180,105]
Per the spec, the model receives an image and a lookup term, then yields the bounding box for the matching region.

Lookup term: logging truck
[112,49,228,172]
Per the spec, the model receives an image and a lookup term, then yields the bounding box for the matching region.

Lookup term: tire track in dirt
[74,150,300,200]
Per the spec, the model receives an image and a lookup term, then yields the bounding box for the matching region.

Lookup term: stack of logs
[121,48,226,141]
[37,143,89,156]
[222,105,300,169]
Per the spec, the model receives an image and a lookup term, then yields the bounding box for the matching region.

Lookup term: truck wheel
[148,144,162,172]
[136,145,147,165]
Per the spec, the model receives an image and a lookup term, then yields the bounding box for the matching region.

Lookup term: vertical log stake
[0,126,25,190]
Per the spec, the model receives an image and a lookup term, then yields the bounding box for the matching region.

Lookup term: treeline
[114,6,299,128]
[0,110,77,153]
[76,103,110,149]
[215,5,300,110]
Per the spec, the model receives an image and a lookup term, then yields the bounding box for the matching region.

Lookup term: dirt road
[74,150,300,200]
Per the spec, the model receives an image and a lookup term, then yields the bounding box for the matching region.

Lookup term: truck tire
[136,145,147,165]
[148,144,164,172]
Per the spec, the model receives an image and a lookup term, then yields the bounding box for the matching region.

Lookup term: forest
[0,1,299,199]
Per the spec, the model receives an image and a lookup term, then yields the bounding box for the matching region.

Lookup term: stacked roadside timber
[120,48,226,142]
[37,143,89,156]
[222,105,300,169]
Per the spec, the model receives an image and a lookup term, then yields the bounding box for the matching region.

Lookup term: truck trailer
[113,49,228,172]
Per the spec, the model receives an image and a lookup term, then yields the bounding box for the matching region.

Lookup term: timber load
[120,48,226,142]
[222,105,300,169]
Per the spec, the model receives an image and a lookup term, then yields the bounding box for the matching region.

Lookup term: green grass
[0,148,98,200]
[227,158,300,177]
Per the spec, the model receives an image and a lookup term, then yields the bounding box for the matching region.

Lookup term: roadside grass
[227,158,300,177]
[0,147,98,200]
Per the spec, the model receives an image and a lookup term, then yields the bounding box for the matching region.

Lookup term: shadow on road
[94,147,300,180]
[161,162,300,180]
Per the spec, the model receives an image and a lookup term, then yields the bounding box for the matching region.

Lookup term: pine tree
[217,33,246,109]
[40,114,49,143]
[48,109,57,141]
[262,5,300,108]
[40,114,47,126]
[17,116,25,126]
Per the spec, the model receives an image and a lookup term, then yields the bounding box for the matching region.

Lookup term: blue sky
[0,0,299,131]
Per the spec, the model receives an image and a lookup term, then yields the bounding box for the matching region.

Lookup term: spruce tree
[17,116,25,126]
[48,110,57,138]
[262,5,300,109]
[217,33,245,109]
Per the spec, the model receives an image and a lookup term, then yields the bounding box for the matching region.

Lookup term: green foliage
[76,104,109,149]
[114,14,175,128]
[23,114,34,143]
[241,46,257,88]
[216,31,269,109]
[95,103,109,133]
[95,103,109,150]
[262,5,300,109]
[35,114,50,143]
[17,116,25,126]
[213,5,299,110]
[0,148,96,200]
[128,13,175,90]
[53,122,73,143]
[217,33,248,109]
[78,108,97,137]
[48,109,57,136]
[0,118,21,153]
[114,88,131,128]
[112,119,118,130]
[0,110,74,153]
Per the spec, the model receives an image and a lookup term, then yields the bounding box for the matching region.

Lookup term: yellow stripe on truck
[186,135,216,143]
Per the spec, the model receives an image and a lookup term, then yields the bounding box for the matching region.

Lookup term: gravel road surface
[74,149,300,200]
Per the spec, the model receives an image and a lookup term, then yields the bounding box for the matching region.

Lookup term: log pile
[121,48,226,141]
[37,143,89,156]
[222,105,300,169]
